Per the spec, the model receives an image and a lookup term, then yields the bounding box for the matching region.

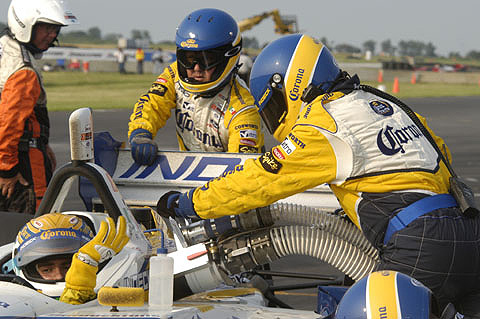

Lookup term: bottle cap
[157,247,168,254]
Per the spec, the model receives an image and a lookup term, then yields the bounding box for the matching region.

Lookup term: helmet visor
[177,49,224,70]
[258,84,288,135]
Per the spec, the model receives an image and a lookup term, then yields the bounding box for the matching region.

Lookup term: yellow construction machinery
[238,9,298,34]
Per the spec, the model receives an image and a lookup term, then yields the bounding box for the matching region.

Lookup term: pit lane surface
[3,96,478,311]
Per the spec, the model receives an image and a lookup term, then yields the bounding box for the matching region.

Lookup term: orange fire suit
[128,62,264,153]
[0,34,53,213]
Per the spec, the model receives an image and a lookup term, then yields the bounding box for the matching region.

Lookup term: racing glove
[62,216,129,304]
[129,129,158,166]
[77,216,130,268]
[156,189,199,219]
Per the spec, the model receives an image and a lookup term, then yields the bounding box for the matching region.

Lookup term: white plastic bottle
[148,247,174,311]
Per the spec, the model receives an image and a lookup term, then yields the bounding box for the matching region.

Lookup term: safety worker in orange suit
[12,213,129,304]
[0,0,77,214]
[127,8,264,166]
[135,47,144,74]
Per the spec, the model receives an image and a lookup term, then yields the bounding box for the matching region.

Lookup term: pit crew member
[127,8,264,166]
[157,34,480,318]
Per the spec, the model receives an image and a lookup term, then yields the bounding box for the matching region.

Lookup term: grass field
[43,71,480,111]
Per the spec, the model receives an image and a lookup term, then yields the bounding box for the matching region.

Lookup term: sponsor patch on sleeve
[258,151,282,174]
[272,147,285,160]
[239,129,257,139]
[240,138,256,147]
[155,77,168,83]
[149,83,167,96]
[280,138,296,155]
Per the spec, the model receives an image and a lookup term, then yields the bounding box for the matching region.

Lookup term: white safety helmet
[7,0,78,43]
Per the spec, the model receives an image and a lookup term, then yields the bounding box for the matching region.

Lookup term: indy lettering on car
[119,155,242,181]
[119,269,149,289]
[377,124,424,155]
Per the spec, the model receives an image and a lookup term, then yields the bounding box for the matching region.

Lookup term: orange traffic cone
[377,69,384,83]
[392,77,400,94]
[410,72,417,84]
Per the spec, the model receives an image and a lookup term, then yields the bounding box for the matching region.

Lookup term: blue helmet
[175,8,242,95]
[249,34,340,141]
[334,270,431,319]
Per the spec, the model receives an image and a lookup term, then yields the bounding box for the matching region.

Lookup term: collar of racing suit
[301,71,360,104]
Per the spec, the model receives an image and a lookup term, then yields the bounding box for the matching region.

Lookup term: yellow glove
[77,216,129,267]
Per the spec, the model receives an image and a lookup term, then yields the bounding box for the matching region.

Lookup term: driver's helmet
[12,213,94,297]
[7,0,78,44]
[175,8,242,96]
[334,270,431,319]
[249,34,340,142]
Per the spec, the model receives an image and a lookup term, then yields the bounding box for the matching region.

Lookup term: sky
[0,0,478,56]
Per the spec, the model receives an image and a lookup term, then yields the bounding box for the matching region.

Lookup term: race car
[0,108,378,318]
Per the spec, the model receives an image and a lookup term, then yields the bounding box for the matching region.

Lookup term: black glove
[156,191,181,219]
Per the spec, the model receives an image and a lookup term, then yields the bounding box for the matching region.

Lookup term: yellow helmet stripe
[366,271,401,318]
[284,35,322,105]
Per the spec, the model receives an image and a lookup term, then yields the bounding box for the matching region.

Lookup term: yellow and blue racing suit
[182,87,480,314]
[128,62,264,153]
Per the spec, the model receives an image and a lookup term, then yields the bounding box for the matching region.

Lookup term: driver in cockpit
[12,213,129,304]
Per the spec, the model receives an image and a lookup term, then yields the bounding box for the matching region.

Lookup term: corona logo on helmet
[249,34,340,142]
[334,270,431,319]
[175,8,242,96]
[12,213,93,297]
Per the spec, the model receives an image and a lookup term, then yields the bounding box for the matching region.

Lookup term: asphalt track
[3,96,479,311]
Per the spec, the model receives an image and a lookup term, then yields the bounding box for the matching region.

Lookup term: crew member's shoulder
[0,34,22,58]
[229,76,256,109]
[154,61,178,83]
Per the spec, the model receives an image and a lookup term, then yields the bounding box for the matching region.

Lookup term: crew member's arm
[128,63,177,165]
[157,123,337,220]
[128,63,177,140]
[0,69,41,196]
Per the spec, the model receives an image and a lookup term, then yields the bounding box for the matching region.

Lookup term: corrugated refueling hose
[217,203,379,282]
[266,202,378,260]
[269,225,377,281]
